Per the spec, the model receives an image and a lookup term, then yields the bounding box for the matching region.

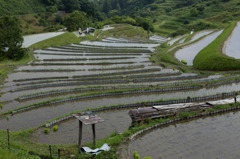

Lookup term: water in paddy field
[175,30,223,66]
[31,109,131,145]
[2,82,240,131]
[167,36,183,46]
[189,30,213,42]
[129,110,240,159]
[225,22,240,59]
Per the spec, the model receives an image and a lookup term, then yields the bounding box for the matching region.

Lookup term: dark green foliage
[0,15,25,60]
[64,11,90,31]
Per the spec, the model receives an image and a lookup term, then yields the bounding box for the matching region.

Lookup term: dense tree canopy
[64,10,90,32]
[0,15,24,60]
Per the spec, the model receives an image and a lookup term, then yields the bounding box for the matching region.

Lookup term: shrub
[181,60,187,64]
[6,116,9,120]
[0,104,2,109]
[44,128,50,134]
[53,125,58,132]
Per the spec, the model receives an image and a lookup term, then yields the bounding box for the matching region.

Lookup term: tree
[64,11,90,32]
[62,0,81,13]
[0,15,24,60]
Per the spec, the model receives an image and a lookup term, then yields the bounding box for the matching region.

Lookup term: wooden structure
[129,102,213,122]
[73,112,104,150]
[129,98,238,122]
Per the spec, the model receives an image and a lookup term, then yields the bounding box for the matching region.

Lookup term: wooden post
[58,149,60,159]
[187,96,191,103]
[49,145,52,159]
[234,96,237,103]
[92,124,96,147]
[78,121,82,150]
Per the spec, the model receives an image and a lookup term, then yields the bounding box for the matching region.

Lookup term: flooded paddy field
[31,109,131,145]
[175,30,223,65]
[2,81,240,131]
[129,110,240,159]
[224,22,240,59]
[2,32,240,158]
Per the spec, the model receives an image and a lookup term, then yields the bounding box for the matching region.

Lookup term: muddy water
[31,109,131,145]
[175,30,223,66]
[130,111,240,159]
[2,82,240,130]
[189,30,213,42]
[225,22,240,59]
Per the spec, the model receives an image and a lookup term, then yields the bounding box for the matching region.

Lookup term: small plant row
[72,68,161,78]
[134,75,207,82]
[18,85,200,101]
[130,103,240,141]
[43,57,135,61]
[44,92,238,128]
[73,43,153,49]
[31,61,135,66]
[17,74,240,99]
[52,46,152,53]
[15,79,129,91]
[18,85,151,100]
[88,65,144,71]
[43,48,151,53]
[8,85,201,115]
[20,69,85,72]
[13,68,161,82]
[18,72,182,87]
[34,52,142,56]
[68,44,149,50]
[206,78,240,87]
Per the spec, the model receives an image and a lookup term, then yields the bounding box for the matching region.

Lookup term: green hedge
[193,22,240,71]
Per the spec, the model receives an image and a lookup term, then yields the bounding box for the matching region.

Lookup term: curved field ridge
[193,22,240,71]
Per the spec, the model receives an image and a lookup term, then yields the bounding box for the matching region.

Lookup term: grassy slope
[97,24,151,40]
[193,21,240,71]
[0,0,46,15]
[147,0,240,36]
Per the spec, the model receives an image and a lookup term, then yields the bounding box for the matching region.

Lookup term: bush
[53,125,58,132]
[44,128,50,134]
[181,60,187,65]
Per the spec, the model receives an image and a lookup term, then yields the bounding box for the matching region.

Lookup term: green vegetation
[0,15,25,61]
[53,125,58,132]
[30,32,80,50]
[181,60,187,65]
[44,128,50,134]
[193,22,240,71]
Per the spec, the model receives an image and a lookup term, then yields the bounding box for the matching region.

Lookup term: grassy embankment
[193,21,240,71]
[96,24,152,40]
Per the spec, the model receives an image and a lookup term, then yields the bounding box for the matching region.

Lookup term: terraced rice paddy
[2,32,240,156]
[224,22,240,59]
[129,110,240,159]
[175,30,223,65]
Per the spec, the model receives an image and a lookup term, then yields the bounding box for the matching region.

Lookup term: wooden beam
[92,124,96,147]
[78,121,82,150]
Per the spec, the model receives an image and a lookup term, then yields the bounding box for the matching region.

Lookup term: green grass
[30,32,81,50]
[193,21,240,71]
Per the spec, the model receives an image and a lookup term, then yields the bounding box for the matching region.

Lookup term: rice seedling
[44,128,50,134]
[53,125,58,132]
